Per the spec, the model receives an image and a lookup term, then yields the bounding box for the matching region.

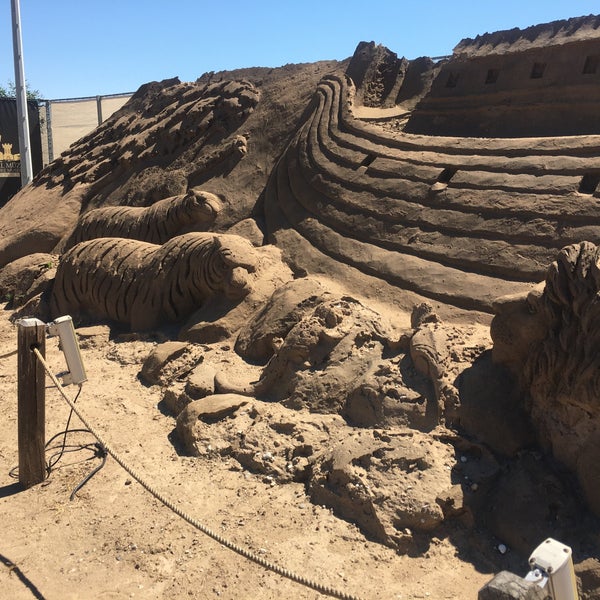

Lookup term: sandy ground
[0,302,496,600]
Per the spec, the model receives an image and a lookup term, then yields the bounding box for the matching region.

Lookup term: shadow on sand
[0,552,47,600]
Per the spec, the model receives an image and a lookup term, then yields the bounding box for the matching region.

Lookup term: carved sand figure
[216,296,398,410]
[51,233,257,330]
[214,293,450,428]
[64,189,222,249]
[491,241,600,516]
[408,302,457,423]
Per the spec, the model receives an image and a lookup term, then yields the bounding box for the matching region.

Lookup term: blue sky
[1,1,598,100]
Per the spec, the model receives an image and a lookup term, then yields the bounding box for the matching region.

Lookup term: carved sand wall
[406,15,600,137]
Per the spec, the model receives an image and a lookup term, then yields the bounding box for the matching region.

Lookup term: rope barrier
[32,347,364,600]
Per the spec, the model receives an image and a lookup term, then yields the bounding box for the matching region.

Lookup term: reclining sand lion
[51,233,257,330]
[491,241,600,516]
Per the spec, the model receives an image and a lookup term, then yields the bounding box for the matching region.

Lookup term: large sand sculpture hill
[2,14,600,600]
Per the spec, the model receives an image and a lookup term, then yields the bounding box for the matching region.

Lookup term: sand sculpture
[51,233,257,330]
[216,296,401,410]
[409,303,456,423]
[63,188,222,249]
[0,78,265,269]
[3,13,600,596]
[215,291,453,429]
[266,24,600,312]
[491,241,600,517]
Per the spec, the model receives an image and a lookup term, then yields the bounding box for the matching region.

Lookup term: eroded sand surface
[0,307,495,600]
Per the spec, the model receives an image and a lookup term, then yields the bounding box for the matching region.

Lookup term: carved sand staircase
[266,73,600,312]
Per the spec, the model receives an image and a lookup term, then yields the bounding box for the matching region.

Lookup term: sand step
[265,73,600,311]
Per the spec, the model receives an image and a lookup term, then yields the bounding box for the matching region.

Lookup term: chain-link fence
[0,92,132,205]
[39,92,132,162]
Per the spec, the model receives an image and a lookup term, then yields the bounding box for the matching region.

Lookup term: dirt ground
[0,303,499,600]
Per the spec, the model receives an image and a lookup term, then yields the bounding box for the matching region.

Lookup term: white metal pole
[11,0,33,186]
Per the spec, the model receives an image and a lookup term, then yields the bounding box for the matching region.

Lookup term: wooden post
[17,318,46,487]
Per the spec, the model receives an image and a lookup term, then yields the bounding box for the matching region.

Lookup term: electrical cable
[43,384,108,498]
[45,441,98,470]
[45,385,83,471]
[69,444,107,501]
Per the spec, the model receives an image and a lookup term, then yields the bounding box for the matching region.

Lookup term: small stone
[498,543,508,554]
[460,456,468,463]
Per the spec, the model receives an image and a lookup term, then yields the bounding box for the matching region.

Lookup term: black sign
[0,98,43,205]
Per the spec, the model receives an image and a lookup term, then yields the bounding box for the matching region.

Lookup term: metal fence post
[45,100,53,163]
[96,95,103,125]
[17,318,46,487]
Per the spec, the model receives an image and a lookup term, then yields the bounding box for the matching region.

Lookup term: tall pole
[11,0,33,186]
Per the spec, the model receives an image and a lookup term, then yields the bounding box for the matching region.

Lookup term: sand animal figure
[51,233,257,330]
[407,302,458,423]
[491,241,600,516]
[64,189,222,249]
[215,295,456,428]
[216,297,397,413]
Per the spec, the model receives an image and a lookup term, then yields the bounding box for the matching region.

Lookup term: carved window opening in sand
[583,55,599,75]
[445,72,459,88]
[485,69,500,84]
[530,62,546,79]
[431,167,457,191]
[358,153,376,169]
[438,168,457,184]
[579,173,600,195]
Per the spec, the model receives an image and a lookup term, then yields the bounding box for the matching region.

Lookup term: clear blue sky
[1,0,597,100]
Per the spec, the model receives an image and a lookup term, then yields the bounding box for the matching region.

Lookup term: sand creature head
[492,241,600,404]
[208,234,257,300]
[185,188,222,223]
